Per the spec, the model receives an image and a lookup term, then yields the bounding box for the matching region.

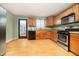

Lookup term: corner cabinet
[45,16,54,27]
[28,18,36,27]
[70,33,79,55]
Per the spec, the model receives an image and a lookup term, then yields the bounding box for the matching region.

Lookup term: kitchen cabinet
[64,7,73,16]
[54,4,79,25]
[36,30,51,40]
[45,16,54,26]
[54,6,74,25]
[36,30,57,43]
[55,5,74,21]
[53,18,61,25]
[50,31,57,43]
[73,4,79,22]
[70,33,79,55]
[28,18,36,27]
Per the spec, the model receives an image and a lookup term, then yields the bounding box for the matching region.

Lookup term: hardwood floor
[5,39,75,56]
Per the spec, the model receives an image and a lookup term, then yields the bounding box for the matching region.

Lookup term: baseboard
[6,38,18,44]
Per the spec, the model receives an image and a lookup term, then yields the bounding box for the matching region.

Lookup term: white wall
[6,11,17,43]
[6,14,29,43]
[15,16,28,38]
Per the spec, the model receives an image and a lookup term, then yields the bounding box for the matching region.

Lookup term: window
[36,19,45,29]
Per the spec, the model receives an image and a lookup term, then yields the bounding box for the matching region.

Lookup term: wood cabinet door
[49,16,54,26]
[54,18,61,25]
[28,18,32,27]
[50,31,57,43]
[28,18,36,27]
[36,31,51,40]
[64,7,73,17]
[45,17,49,26]
[53,31,58,42]
[70,33,79,55]
[45,16,54,26]
[73,4,79,22]
[32,18,36,27]
[50,31,54,41]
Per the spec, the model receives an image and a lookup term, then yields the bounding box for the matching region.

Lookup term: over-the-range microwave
[61,13,75,24]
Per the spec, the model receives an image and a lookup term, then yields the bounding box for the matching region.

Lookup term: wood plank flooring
[5,39,75,56]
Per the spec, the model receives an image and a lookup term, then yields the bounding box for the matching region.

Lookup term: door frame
[18,19,27,38]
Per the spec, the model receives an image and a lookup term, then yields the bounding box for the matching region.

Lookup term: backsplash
[52,27,66,31]
[28,23,79,31]
[28,27,53,31]
[70,26,79,29]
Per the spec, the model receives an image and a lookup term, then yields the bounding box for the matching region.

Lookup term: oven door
[58,34,68,46]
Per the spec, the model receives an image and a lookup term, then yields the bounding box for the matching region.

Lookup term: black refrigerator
[0,6,6,55]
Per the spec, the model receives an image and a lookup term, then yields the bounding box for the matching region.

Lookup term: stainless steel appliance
[0,6,6,55]
[61,13,75,24]
[57,31,70,51]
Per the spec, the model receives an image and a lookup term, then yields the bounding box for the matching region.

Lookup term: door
[18,19,27,38]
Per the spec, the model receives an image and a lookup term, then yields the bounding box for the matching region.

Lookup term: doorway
[18,19,27,38]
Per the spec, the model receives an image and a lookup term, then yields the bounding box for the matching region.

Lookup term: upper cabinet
[53,16,61,25]
[28,4,79,27]
[73,4,79,22]
[45,16,54,27]
[54,4,79,25]
[28,18,36,27]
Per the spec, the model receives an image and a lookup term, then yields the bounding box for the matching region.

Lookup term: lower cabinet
[36,30,51,40]
[70,33,79,55]
[36,30,57,43]
[50,31,57,43]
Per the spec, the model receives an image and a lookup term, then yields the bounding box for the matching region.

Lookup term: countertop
[70,31,79,34]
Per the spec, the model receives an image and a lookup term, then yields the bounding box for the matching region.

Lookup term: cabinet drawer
[70,33,79,39]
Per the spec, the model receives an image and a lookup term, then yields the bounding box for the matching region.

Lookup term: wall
[6,12,27,42]
[15,16,28,38]
[6,11,17,43]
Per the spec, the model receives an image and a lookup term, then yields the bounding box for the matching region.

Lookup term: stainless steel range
[57,30,70,51]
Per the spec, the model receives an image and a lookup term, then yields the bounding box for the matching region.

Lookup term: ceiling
[0,3,73,16]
